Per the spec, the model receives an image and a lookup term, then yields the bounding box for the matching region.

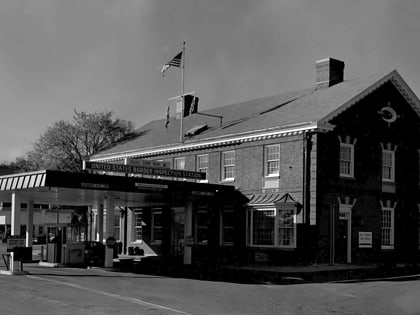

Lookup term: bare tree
[25,110,134,172]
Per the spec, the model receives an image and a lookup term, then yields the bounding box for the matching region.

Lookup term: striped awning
[0,171,46,191]
[247,192,299,206]
[247,193,284,206]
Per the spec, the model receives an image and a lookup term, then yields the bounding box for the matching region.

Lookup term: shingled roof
[91,69,419,161]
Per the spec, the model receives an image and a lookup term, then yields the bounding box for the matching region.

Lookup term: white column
[11,192,21,236]
[26,200,34,247]
[10,192,21,273]
[97,204,104,243]
[184,201,193,265]
[104,196,115,268]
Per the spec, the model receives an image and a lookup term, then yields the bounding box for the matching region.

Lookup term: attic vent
[185,124,208,137]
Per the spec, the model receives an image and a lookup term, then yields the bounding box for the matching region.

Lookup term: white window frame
[382,149,395,183]
[381,207,394,250]
[151,210,162,244]
[264,144,280,177]
[197,154,209,183]
[339,143,354,178]
[247,207,296,249]
[222,151,235,181]
[220,208,235,246]
[133,210,143,241]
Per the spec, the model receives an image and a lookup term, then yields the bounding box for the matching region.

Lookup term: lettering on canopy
[84,161,206,180]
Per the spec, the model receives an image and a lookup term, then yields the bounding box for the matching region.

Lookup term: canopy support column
[25,200,34,248]
[10,192,21,273]
[104,196,115,268]
[183,200,193,265]
[97,204,104,242]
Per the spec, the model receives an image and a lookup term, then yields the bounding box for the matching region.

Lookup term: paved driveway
[1,263,420,314]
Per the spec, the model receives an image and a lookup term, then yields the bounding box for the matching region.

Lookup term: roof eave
[89,121,325,162]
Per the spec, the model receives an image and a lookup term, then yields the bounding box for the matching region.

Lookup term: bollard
[40,245,44,262]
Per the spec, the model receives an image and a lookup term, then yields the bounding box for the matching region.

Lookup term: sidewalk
[114,257,420,284]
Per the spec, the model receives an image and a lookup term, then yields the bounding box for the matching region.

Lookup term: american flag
[161,51,182,76]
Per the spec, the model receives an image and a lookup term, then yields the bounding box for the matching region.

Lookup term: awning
[247,192,301,208]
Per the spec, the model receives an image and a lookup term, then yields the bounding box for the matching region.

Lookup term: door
[335,211,351,264]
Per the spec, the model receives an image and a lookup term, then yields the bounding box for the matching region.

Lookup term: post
[104,196,115,268]
[26,200,34,248]
[10,192,21,273]
[97,204,104,243]
[329,204,335,266]
[180,41,186,142]
[183,200,193,265]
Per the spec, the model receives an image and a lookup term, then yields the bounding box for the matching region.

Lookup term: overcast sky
[1,0,420,162]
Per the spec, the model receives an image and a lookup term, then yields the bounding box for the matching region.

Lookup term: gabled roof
[91,70,420,161]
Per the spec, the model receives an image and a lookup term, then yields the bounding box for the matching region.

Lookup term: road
[1,264,420,314]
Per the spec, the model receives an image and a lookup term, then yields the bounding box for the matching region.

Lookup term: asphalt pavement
[1,263,420,314]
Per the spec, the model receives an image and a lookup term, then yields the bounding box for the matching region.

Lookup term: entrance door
[335,211,351,263]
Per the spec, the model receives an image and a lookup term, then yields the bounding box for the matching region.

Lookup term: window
[151,210,162,244]
[247,208,296,248]
[114,214,120,241]
[278,209,295,247]
[382,150,395,182]
[222,151,235,181]
[339,143,354,178]
[197,154,209,182]
[174,157,185,170]
[381,207,394,249]
[265,145,280,177]
[221,208,235,245]
[195,208,209,245]
[134,210,143,241]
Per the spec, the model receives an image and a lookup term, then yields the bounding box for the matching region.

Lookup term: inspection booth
[0,169,238,272]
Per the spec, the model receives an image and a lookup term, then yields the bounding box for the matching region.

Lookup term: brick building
[90,58,420,266]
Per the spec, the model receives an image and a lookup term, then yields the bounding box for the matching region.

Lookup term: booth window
[195,208,209,245]
[247,207,296,248]
[151,210,162,244]
[265,144,280,177]
[222,151,235,181]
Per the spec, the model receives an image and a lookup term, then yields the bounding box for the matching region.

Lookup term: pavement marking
[26,275,193,315]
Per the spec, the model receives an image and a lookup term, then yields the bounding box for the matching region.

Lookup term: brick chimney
[316,58,345,89]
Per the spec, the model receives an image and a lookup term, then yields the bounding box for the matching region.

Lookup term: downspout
[302,132,312,224]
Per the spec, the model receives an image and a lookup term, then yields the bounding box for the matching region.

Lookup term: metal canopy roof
[0,170,233,207]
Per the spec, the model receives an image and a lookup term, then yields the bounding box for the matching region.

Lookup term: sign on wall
[358,231,372,248]
[84,161,206,180]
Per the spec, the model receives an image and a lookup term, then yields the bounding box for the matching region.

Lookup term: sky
[1,0,420,162]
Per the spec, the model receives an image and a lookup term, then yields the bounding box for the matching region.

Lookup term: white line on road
[26,274,194,315]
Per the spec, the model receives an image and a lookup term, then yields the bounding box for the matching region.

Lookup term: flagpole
[180,41,186,142]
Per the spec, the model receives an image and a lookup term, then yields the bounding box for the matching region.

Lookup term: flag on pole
[161,51,183,76]
[165,104,170,128]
